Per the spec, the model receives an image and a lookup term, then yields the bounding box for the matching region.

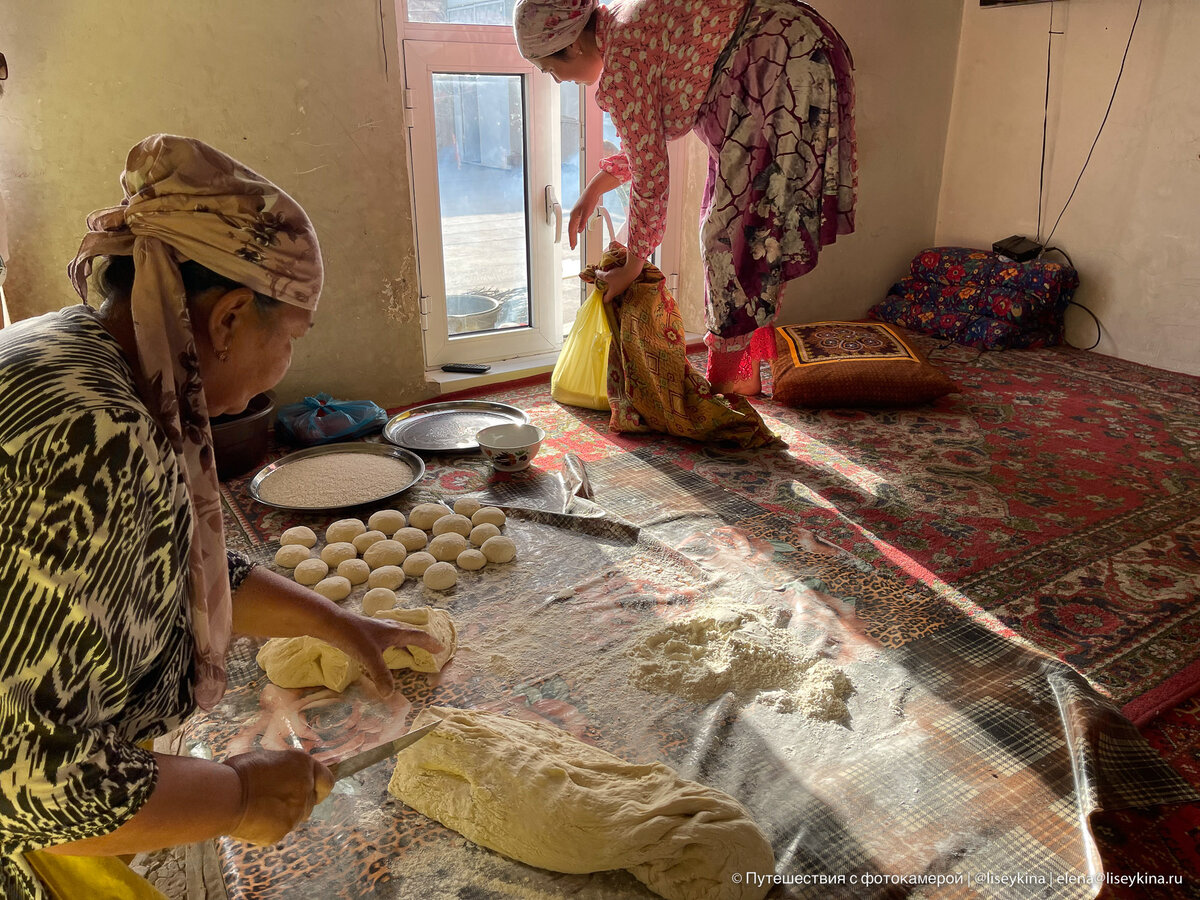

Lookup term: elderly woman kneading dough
[0,135,440,898]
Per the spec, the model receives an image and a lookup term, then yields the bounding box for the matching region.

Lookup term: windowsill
[425,332,706,395]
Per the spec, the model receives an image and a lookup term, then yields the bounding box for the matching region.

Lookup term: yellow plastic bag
[551,287,612,411]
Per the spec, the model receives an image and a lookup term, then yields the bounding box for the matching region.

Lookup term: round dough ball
[428,532,468,562]
[294,558,330,585]
[337,558,371,586]
[402,551,436,577]
[279,526,317,548]
[353,530,388,554]
[481,535,517,564]
[410,502,453,531]
[321,542,358,568]
[469,523,501,547]
[432,514,473,538]
[368,565,405,591]
[314,575,352,602]
[325,518,366,544]
[453,497,483,518]
[368,508,407,534]
[457,548,487,571]
[471,507,507,528]
[274,543,312,568]
[363,539,406,569]
[362,587,398,615]
[423,562,457,591]
[394,527,429,552]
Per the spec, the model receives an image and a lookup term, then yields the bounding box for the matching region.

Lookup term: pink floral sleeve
[593,0,746,261]
[598,152,632,183]
[602,104,670,261]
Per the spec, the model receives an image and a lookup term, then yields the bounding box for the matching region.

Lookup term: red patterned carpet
[427,337,1200,727]
[215,331,1200,895]
[429,337,1200,897]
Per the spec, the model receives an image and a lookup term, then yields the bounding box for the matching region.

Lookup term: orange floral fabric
[583,245,777,450]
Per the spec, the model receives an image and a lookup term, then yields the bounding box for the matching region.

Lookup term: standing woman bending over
[515,0,856,395]
[0,135,440,897]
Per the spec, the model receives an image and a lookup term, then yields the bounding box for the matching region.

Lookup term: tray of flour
[249,443,426,511]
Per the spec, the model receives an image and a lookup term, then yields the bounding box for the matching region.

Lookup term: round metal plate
[383,401,530,452]
[248,443,426,511]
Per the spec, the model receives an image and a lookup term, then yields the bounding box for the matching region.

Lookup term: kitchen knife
[327,721,439,782]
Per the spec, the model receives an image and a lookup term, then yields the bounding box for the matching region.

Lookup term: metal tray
[248,443,426,511]
[383,400,530,452]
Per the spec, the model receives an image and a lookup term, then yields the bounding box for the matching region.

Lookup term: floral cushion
[770,322,957,408]
[872,247,1079,349]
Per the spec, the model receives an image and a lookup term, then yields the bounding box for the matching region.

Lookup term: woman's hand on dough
[599,252,645,303]
[225,749,333,845]
[323,612,444,697]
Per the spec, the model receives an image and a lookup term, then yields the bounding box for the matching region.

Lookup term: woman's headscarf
[513,0,599,60]
[68,134,323,709]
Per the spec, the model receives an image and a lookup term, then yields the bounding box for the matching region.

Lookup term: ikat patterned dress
[0,307,250,898]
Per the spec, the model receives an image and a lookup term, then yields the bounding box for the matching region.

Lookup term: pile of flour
[628,603,853,720]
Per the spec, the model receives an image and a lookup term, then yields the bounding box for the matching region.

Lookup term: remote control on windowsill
[440,363,491,374]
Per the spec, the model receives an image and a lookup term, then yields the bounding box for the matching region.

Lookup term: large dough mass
[388,708,773,900]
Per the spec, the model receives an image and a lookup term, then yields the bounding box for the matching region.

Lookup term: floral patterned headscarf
[513,0,599,59]
[68,134,323,709]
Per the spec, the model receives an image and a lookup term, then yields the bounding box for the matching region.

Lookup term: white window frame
[403,38,562,367]
[397,9,685,370]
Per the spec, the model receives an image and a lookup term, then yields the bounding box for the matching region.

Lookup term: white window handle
[544,185,562,244]
[593,206,616,247]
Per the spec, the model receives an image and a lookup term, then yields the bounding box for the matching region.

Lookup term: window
[399,1,682,370]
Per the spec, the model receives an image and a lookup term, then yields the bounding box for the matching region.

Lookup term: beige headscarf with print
[68,134,323,709]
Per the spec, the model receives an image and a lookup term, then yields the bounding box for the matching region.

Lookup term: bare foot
[710,370,762,396]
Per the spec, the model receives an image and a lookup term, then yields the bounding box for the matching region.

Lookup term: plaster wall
[938,0,1200,375]
[0,0,429,405]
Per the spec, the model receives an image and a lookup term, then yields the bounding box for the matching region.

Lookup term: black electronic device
[992,235,1043,262]
[440,362,492,374]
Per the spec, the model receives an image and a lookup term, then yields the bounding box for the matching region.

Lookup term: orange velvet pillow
[770,321,957,408]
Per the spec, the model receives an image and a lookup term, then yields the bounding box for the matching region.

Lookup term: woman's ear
[205,287,256,357]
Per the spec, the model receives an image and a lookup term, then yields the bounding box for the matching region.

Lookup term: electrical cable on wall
[1041,0,1143,249]
[1032,0,1143,352]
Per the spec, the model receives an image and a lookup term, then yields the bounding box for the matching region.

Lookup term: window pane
[560,83,584,334]
[434,73,530,334]
[410,0,517,26]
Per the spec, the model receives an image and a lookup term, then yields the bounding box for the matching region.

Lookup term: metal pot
[446,293,502,334]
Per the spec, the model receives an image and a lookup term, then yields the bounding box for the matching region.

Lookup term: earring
[217,348,230,362]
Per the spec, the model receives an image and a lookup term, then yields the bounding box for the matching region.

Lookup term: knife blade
[327,721,439,782]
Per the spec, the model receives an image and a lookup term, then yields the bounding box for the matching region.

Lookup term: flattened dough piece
[257,635,360,692]
[388,708,773,900]
[374,607,457,672]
